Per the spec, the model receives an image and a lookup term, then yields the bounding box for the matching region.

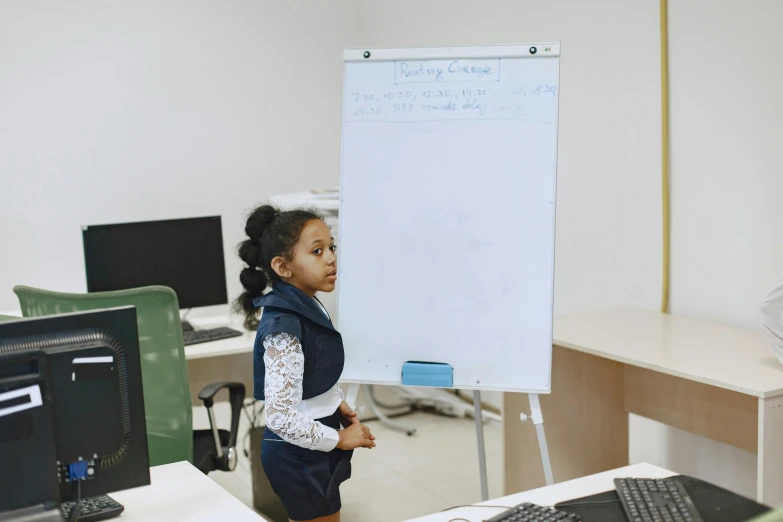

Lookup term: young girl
[235,204,376,522]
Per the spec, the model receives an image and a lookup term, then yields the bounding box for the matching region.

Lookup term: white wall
[0,0,359,315]
[668,0,783,328]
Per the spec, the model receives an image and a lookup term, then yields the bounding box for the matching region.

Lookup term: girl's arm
[263,332,340,451]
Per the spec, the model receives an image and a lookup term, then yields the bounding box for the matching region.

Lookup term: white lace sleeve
[263,332,338,451]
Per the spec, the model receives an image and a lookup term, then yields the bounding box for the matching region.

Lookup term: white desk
[111,461,268,521]
[407,463,674,522]
[185,316,254,360]
[184,316,255,404]
[268,189,339,213]
[505,307,783,505]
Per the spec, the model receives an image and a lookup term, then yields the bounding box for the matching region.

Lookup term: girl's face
[272,219,337,297]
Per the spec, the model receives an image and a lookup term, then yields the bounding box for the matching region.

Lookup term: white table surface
[554,307,783,398]
[407,462,675,522]
[268,190,339,212]
[111,461,268,521]
[184,315,255,360]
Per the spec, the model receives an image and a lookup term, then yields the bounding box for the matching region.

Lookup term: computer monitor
[0,307,150,517]
[82,216,228,310]
[0,350,60,520]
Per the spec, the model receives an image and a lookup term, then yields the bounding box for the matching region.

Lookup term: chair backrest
[0,315,19,321]
[14,285,193,466]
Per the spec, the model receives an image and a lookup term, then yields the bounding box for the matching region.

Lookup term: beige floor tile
[340,469,451,522]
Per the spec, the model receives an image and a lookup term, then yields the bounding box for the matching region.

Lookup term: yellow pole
[660,0,671,313]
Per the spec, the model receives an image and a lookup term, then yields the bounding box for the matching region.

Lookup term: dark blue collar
[252,281,335,331]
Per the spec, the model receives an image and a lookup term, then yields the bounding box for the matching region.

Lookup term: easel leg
[528,393,555,486]
[345,383,361,410]
[474,390,490,501]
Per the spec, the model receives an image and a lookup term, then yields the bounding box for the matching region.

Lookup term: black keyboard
[61,494,124,521]
[183,326,243,346]
[615,478,703,522]
[485,502,581,521]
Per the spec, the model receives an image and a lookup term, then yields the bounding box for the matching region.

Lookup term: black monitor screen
[82,216,227,309]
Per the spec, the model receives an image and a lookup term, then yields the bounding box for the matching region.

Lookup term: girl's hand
[339,400,360,428]
[337,422,376,450]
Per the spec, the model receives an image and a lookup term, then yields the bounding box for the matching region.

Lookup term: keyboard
[183,326,243,346]
[61,494,124,521]
[485,502,581,521]
[615,478,703,522]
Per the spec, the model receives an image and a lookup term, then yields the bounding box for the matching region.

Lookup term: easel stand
[473,390,490,501]
[525,393,555,487]
[474,391,554,501]
[346,384,555,501]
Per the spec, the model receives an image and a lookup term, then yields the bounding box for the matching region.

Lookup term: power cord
[557,499,621,507]
[442,504,512,512]
[68,479,82,522]
[441,498,621,521]
[441,504,511,522]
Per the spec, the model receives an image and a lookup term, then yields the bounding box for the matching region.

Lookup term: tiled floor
[195,393,503,522]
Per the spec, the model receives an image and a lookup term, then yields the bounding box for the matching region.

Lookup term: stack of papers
[309,186,340,200]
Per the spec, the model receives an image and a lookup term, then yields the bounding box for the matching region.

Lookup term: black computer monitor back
[82,216,228,309]
[0,308,150,501]
[0,350,60,514]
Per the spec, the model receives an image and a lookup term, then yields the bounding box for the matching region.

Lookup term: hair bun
[239,266,268,295]
[245,205,279,239]
[238,239,262,267]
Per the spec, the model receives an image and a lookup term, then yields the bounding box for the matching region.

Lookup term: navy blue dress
[253,282,352,520]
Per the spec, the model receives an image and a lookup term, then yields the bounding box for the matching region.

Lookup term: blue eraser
[401,361,453,387]
[68,461,88,481]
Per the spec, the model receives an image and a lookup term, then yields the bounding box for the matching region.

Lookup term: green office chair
[0,315,18,321]
[14,285,245,474]
[751,508,783,521]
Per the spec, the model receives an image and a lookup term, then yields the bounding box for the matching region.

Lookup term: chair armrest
[198,381,245,408]
[198,382,246,452]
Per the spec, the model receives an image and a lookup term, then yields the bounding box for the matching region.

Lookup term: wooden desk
[505,307,783,505]
[408,462,674,522]
[111,461,268,521]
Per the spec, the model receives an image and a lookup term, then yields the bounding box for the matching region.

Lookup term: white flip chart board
[337,44,560,392]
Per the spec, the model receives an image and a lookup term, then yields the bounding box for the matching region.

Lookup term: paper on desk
[310,186,340,199]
